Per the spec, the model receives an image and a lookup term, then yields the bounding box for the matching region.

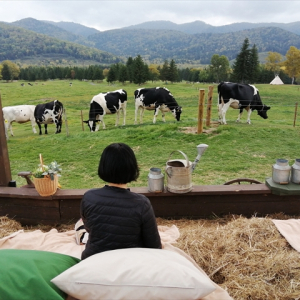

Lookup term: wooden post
[206,86,214,127]
[0,94,12,186]
[197,89,205,134]
[81,110,84,131]
[63,108,69,137]
[294,102,298,127]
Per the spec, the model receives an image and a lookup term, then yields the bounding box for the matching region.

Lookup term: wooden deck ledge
[1,184,299,225]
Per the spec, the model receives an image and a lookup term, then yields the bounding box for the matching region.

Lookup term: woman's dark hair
[98,143,140,184]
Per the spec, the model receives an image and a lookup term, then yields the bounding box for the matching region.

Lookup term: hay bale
[1,214,300,298]
[157,214,300,299]
[0,216,23,238]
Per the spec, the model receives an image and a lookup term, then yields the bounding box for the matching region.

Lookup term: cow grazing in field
[218,82,270,125]
[84,89,127,131]
[134,87,182,124]
[28,83,33,86]
[34,100,63,135]
[2,105,37,139]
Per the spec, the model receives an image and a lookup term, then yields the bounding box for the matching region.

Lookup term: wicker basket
[33,154,59,197]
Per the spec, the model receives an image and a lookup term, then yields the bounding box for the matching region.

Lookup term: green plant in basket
[32,161,62,180]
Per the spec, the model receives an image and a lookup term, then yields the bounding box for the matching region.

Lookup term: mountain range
[2,18,300,66]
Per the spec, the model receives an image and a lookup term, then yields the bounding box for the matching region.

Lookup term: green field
[1,80,300,189]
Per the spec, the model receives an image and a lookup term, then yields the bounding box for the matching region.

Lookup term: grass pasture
[2,81,300,299]
[1,80,300,189]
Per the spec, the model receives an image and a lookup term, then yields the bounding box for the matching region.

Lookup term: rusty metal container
[165,151,192,193]
[272,159,291,185]
[291,159,300,184]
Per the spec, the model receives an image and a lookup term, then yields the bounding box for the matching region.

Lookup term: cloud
[1,1,300,31]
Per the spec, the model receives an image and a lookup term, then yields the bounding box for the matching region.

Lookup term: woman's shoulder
[83,187,105,196]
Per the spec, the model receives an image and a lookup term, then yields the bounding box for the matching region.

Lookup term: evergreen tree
[86,66,94,80]
[160,60,169,82]
[75,67,84,80]
[169,59,178,83]
[143,64,150,82]
[191,70,200,82]
[107,67,117,84]
[118,64,128,83]
[132,55,147,85]
[180,68,191,81]
[248,44,259,83]
[1,63,11,81]
[93,66,104,80]
[40,67,48,81]
[126,57,134,83]
[47,67,56,80]
[231,38,251,83]
[28,67,36,81]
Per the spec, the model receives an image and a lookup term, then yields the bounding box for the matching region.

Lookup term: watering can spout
[191,144,208,172]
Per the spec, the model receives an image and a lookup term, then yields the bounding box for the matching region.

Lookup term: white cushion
[51,248,216,300]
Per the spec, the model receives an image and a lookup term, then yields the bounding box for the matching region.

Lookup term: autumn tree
[283,46,300,84]
[1,60,20,81]
[148,64,160,82]
[102,68,109,79]
[265,51,283,76]
[70,69,76,80]
[209,54,230,82]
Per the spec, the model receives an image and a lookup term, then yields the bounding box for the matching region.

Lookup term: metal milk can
[291,159,300,184]
[148,168,164,193]
[272,159,291,185]
[165,144,208,194]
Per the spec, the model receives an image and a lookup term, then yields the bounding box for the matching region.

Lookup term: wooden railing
[1,183,300,225]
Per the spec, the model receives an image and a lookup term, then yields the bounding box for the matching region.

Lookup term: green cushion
[0,249,80,300]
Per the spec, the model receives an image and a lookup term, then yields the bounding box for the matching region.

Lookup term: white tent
[270,75,284,85]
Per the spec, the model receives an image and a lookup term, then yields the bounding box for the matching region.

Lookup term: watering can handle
[167,150,190,167]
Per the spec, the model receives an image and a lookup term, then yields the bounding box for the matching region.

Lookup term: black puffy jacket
[80,185,162,260]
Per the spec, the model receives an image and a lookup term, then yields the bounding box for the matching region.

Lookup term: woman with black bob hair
[98,142,139,184]
[80,143,162,260]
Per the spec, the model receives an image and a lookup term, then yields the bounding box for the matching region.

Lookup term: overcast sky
[1,1,299,32]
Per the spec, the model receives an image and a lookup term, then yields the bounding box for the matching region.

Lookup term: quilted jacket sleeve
[141,199,162,249]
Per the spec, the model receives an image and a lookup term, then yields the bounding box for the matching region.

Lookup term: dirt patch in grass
[180,121,219,134]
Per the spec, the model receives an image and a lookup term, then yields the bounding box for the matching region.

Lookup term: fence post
[294,102,298,127]
[197,89,205,134]
[63,108,69,137]
[0,94,12,186]
[81,110,85,131]
[206,86,214,127]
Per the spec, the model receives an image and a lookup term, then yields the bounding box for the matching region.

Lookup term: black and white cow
[218,82,270,125]
[134,87,182,124]
[34,100,63,135]
[2,105,37,139]
[84,89,127,131]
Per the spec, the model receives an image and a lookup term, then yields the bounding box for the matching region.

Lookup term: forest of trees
[1,39,299,85]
